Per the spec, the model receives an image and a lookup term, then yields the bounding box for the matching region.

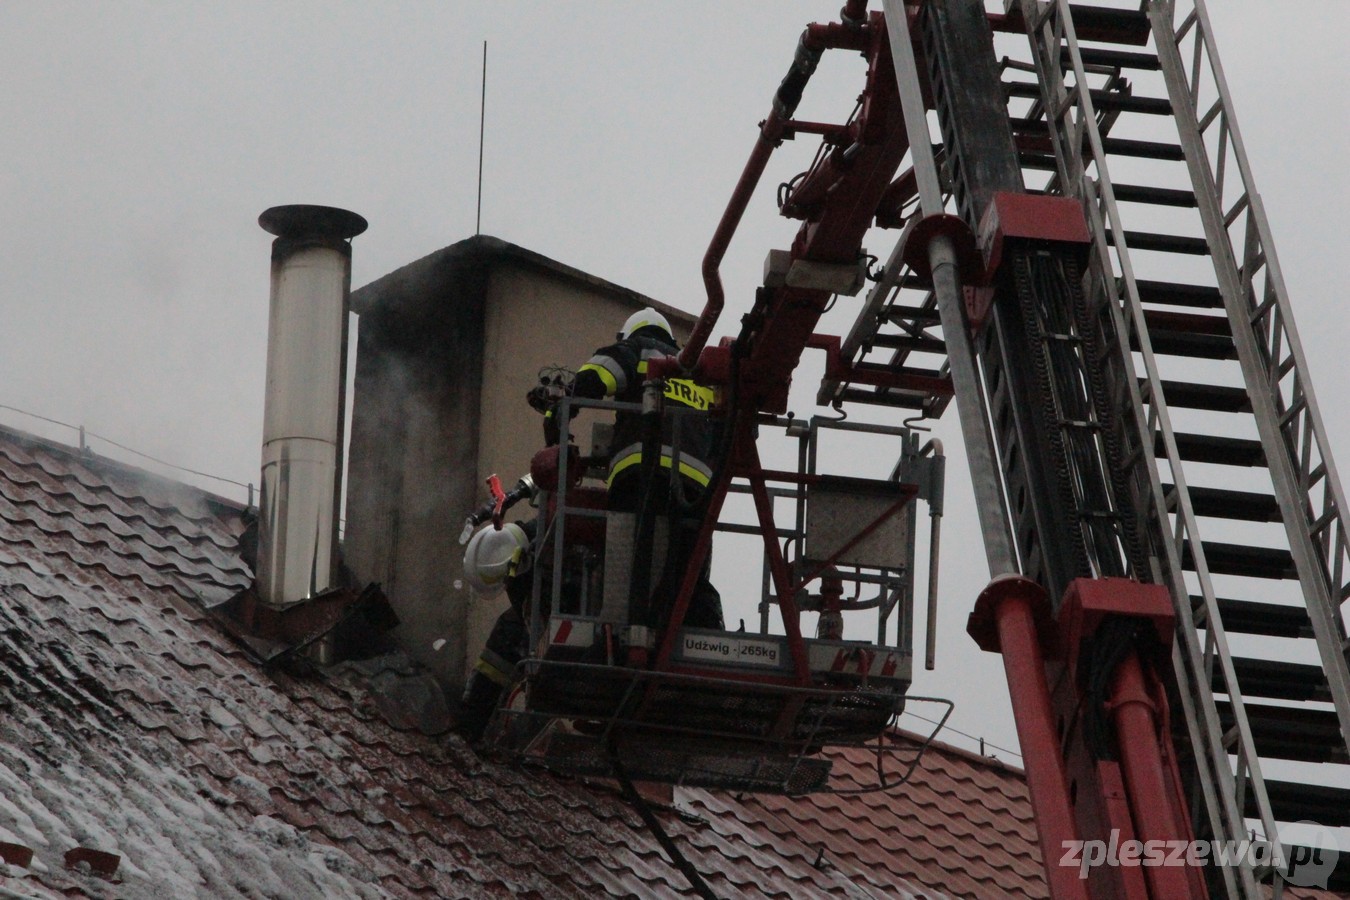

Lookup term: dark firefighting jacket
[566,325,717,493]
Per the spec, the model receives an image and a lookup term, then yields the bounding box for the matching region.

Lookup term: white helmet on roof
[618,307,673,341]
[462,523,531,595]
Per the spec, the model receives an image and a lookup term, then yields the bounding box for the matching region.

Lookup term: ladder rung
[1162,432,1265,467]
[1143,309,1232,337]
[1010,124,1055,158]
[1002,81,1043,100]
[1246,780,1350,829]
[1164,483,1280,522]
[883,305,942,326]
[1017,151,1059,172]
[1063,5,1152,46]
[1133,279,1223,309]
[1101,137,1186,161]
[1061,46,1161,72]
[1134,326,1235,361]
[1144,334,1233,360]
[894,273,932,291]
[1002,82,1170,116]
[1154,380,1250,413]
[1182,540,1296,580]
[1090,93,1172,116]
[1212,657,1330,703]
[1216,700,1347,764]
[867,333,946,355]
[1009,116,1048,135]
[1193,595,1313,640]
[837,387,935,411]
[1106,229,1212,256]
[1111,183,1196,208]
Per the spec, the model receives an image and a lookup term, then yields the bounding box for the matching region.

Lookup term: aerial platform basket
[485,656,909,794]
[483,613,916,793]
[481,396,946,794]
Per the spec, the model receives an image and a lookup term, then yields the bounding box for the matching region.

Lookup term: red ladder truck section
[483,3,1350,896]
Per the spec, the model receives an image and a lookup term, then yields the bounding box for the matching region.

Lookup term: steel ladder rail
[1020,4,1276,895]
[1151,0,1350,760]
[1013,2,1276,895]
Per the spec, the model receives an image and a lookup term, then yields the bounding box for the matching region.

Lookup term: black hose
[629,386,664,626]
[1083,615,1140,760]
[610,748,720,900]
[773,34,824,119]
[654,316,749,636]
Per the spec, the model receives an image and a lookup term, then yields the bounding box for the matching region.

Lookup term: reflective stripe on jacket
[607,442,714,488]
[569,325,718,486]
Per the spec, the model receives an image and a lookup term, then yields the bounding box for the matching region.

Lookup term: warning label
[680,634,782,667]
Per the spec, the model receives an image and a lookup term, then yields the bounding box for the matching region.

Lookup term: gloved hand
[543,410,562,447]
[526,384,554,414]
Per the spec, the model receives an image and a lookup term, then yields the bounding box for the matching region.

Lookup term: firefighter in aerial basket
[457,520,534,743]
[535,307,724,632]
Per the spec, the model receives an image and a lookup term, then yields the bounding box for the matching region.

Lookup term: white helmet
[462,523,531,594]
[618,307,673,341]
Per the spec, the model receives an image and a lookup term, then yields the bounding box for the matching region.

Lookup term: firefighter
[456,521,534,744]
[542,308,724,631]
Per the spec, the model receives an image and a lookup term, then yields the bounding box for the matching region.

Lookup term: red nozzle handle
[487,474,506,529]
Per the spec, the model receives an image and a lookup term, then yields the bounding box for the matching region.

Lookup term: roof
[682,736,1045,898]
[349,234,696,330]
[3,420,1335,898]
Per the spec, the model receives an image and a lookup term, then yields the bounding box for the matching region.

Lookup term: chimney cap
[259,205,368,241]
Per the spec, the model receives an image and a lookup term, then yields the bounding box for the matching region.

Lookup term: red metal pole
[746,468,812,683]
[681,11,874,371]
[970,577,1089,900]
[681,108,786,372]
[1111,652,1208,899]
[651,419,750,671]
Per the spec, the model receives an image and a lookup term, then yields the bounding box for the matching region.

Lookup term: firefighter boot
[455,606,528,744]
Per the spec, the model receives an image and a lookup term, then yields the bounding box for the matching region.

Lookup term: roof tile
[5,423,1287,899]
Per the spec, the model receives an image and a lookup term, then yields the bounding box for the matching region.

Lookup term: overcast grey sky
[2,2,1346,759]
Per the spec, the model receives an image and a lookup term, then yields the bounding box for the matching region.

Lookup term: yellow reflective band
[607,453,643,484]
[675,458,713,486]
[579,362,617,394]
[606,452,712,488]
[663,378,715,411]
[637,361,648,374]
[474,656,514,688]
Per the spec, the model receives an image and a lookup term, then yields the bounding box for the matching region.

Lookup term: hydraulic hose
[680,27,830,372]
[629,382,665,626]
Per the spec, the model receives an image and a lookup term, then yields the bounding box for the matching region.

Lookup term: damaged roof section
[0,419,1096,898]
[0,423,734,897]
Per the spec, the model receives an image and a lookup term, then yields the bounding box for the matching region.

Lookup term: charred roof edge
[350,234,696,328]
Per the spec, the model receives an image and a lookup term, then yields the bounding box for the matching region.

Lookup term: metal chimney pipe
[256,204,367,607]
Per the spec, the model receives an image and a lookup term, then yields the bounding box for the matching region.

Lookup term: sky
[2,2,1347,764]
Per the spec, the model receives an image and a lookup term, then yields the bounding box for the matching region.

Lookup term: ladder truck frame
[490,3,1349,895]
[661,1,1350,896]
